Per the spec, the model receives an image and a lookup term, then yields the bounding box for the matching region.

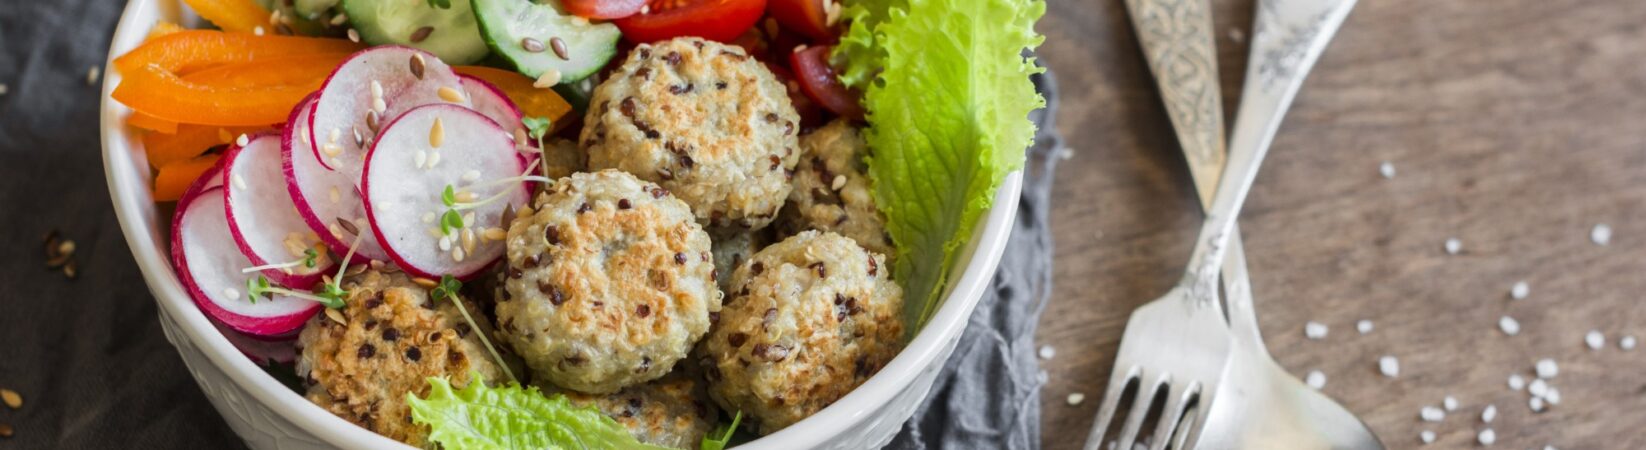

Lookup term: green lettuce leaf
[837,0,1046,325]
[698,411,741,450]
[407,375,670,450]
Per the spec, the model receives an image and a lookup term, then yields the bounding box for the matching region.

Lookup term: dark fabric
[887,70,1061,450]
[0,1,1061,448]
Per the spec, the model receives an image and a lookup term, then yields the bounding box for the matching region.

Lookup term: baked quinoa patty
[581,37,802,230]
[498,170,720,394]
[537,366,720,448]
[709,228,770,294]
[780,120,894,258]
[700,231,904,434]
[296,269,507,447]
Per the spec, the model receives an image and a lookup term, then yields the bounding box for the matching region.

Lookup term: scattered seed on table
[1379,355,1400,377]
[1585,330,1605,350]
[1535,358,1559,378]
[347,28,360,42]
[0,423,11,438]
[1510,281,1529,300]
[520,37,546,53]
[550,37,570,60]
[1357,319,1373,334]
[1444,238,1462,255]
[1508,374,1526,391]
[1591,223,1611,246]
[1379,161,1396,179]
[1037,345,1055,360]
[1477,428,1496,445]
[0,83,8,95]
[1499,316,1520,336]
[1066,392,1085,406]
[1529,396,1546,412]
[1419,430,1435,444]
[1482,404,1497,423]
[0,389,19,409]
[1304,321,1328,340]
[1443,395,1458,411]
[86,66,100,85]
[1544,446,1558,450]
[1306,370,1326,389]
[1420,406,1445,422]
[1544,388,1561,405]
[1528,379,1549,397]
[1621,335,1637,350]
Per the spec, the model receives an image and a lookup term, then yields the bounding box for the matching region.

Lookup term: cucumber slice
[471,0,621,85]
[341,0,490,64]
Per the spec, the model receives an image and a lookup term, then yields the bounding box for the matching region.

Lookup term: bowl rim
[100,1,1023,447]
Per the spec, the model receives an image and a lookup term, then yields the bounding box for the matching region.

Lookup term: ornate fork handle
[1125,0,1226,200]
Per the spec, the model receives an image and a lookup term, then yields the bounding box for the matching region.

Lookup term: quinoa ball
[700,231,904,434]
[536,366,720,448]
[779,120,894,258]
[296,269,508,447]
[709,228,770,294]
[581,37,802,230]
[497,170,720,394]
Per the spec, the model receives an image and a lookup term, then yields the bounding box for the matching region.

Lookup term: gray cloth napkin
[887,70,1061,450]
[0,0,1062,447]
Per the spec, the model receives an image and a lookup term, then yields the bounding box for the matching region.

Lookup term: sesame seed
[461,170,481,183]
[372,97,387,114]
[1443,395,1459,411]
[347,28,360,42]
[1621,335,1637,350]
[1535,358,1559,378]
[325,307,346,325]
[0,83,9,95]
[87,67,101,85]
[1508,374,1526,391]
[831,174,847,190]
[235,133,250,147]
[321,143,343,157]
[0,389,19,409]
[1418,430,1435,444]
[253,26,266,36]
[1499,316,1520,336]
[414,150,428,168]
[1304,321,1328,339]
[1477,428,1495,445]
[1481,404,1497,423]
[331,13,348,25]
[1378,355,1399,377]
[1529,396,1546,412]
[1444,238,1462,255]
[1528,378,1548,397]
[1357,319,1374,334]
[462,212,475,225]
[572,16,589,26]
[232,174,248,190]
[550,37,570,60]
[1591,223,1611,245]
[1544,387,1561,405]
[1305,370,1326,389]
[430,117,445,148]
[438,235,452,251]
[456,190,477,202]
[329,224,343,238]
[428,151,442,168]
[1065,393,1085,406]
[438,86,465,103]
[1585,330,1604,350]
[328,127,341,144]
[483,228,507,241]
[223,287,240,302]
[461,227,476,254]
[422,212,436,224]
[1419,406,1444,422]
[1510,280,1529,300]
[533,69,562,88]
[1037,345,1055,360]
[57,240,76,256]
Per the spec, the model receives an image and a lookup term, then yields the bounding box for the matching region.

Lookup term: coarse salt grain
[1535,358,1558,378]
[1379,355,1400,377]
[1420,406,1445,422]
[1419,430,1435,444]
[1544,388,1561,405]
[1622,335,1637,350]
[1066,393,1085,406]
[1037,345,1055,360]
[1510,280,1529,300]
[1305,321,1329,340]
[1482,404,1497,423]
[1528,378,1548,397]
[1443,395,1458,411]
[1591,223,1611,246]
[1380,161,1396,179]
[1357,320,1374,334]
[1444,238,1462,255]
[1477,428,1496,445]
[1306,370,1326,389]
[87,67,100,85]
[1529,396,1546,412]
[1508,374,1525,391]
[1585,330,1604,350]
[1499,316,1520,336]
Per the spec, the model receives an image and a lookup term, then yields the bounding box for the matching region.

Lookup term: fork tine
[1147,380,1199,450]
[1082,365,1141,450]
[1115,373,1168,450]
[1174,390,1214,450]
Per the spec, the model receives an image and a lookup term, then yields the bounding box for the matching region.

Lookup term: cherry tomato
[729,27,771,60]
[614,0,768,43]
[763,62,827,129]
[767,0,834,41]
[789,45,863,120]
[561,0,649,19]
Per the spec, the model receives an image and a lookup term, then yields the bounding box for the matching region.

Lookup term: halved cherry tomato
[768,0,834,41]
[763,62,826,129]
[562,0,649,20]
[789,45,863,120]
[614,0,767,43]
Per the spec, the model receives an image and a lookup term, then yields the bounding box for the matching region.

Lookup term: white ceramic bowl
[101,1,1022,448]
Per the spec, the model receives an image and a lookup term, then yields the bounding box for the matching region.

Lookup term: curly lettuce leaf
[407,375,669,450]
[837,0,1046,326]
[698,411,742,450]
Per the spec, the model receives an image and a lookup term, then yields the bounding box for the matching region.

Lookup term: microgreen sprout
[241,248,324,274]
[700,411,742,450]
[523,116,553,179]
[245,275,346,309]
[429,274,518,384]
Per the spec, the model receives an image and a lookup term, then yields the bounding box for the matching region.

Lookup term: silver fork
[1081,0,1251,447]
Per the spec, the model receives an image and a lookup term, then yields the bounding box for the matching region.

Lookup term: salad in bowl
[103,0,1044,447]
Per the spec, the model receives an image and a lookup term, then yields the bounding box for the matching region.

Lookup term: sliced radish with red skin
[458,74,526,142]
[362,104,528,280]
[211,319,297,364]
[282,93,390,262]
[309,46,469,180]
[173,185,321,337]
[223,133,340,289]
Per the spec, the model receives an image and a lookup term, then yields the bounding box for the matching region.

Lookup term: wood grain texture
[1035,0,1646,448]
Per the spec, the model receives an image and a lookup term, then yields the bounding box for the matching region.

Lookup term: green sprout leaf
[302,248,318,269]
[700,411,742,450]
[441,209,464,235]
[316,281,348,309]
[522,116,552,140]
[442,185,458,208]
[431,274,463,302]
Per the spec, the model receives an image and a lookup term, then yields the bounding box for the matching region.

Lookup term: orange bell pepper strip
[127,112,179,134]
[153,153,223,202]
[147,21,187,41]
[144,124,268,168]
[181,0,271,34]
[181,53,348,87]
[113,63,319,126]
[454,66,574,129]
[114,30,362,75]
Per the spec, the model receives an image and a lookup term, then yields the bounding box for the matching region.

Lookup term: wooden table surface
[1034,0,1646,448]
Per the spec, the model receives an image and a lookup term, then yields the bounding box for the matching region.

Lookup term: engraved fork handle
[1125,0,1226,203]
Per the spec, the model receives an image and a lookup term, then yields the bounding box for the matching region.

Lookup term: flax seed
[410,26,434,43]
[550,37,569,60]
[409,54,426,80]
[521,37,546,53]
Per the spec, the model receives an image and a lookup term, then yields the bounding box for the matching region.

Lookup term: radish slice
[282,93,390,262]
[212,320,297,364]
[223,133,340,289]
[362,104,528,280]
[173,185,321,337]
[309,46,469,180]
[459,74,525,139]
